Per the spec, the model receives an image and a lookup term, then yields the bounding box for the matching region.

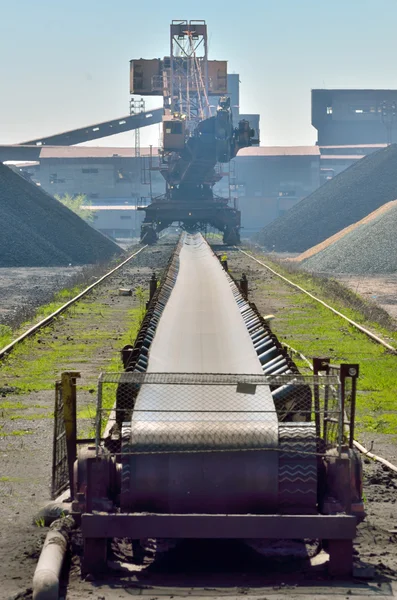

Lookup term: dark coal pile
[302,201,397,274]
[255,144,397,253]
[0,163,122,267]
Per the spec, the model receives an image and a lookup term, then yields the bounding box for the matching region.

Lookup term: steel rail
[0,245,148,361]
[237,248,397,355]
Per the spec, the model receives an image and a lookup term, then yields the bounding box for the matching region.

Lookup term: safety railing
[95,372,343,459]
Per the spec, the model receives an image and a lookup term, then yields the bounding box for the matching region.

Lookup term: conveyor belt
[120,235,278,513]
[120,234,316,515]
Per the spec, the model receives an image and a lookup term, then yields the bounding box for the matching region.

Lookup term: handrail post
[61,371,80,500]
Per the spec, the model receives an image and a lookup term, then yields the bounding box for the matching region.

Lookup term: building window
[116,168,132,182]
[120,215,132,220]
[349,105,377,114]
[50,173,65,184]
[82,168,99,174]
[89,193,99,199]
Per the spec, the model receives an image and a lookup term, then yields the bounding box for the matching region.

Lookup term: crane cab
[163,114,186,151]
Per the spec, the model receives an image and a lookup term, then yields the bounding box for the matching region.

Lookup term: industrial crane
[130,20,258,244]
[7,20,257,243]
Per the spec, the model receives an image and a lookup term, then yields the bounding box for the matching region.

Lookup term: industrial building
[6,87,397,239]
[312,89,397,146]
[229,147,321,233]
[17,144,320,238]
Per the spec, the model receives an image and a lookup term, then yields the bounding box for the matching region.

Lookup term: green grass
[9,413,51,421]
[0,324,13,349]
[0,299,113,393]
[33,286,85,320]
[1,275,148,443]
[260,253,397,344]
[0,286,88,355]
[247,254,397,435]
[78,305,145,437]
[1,429,34,437]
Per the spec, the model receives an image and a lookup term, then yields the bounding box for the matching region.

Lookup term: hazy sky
[1,0,397,148]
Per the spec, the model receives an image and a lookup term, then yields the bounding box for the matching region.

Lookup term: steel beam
[19,108,163,147]
[81,513,357,540]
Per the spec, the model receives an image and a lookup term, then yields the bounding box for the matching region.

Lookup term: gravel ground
[302,202,397,274]
[334,274,397,321]
[0,244,163,329]
[0,266,84,325]
[227,248,397,573]
[0,163,122,267]
[2,241,397,600]
[255,144,397,253]
[293,199,397,264]
[61,245,397,600]
[0,243,174,600]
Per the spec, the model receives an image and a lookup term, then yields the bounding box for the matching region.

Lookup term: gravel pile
[0,163,122,267]
[255,144,397,253]
[302,200,397,274]
[294,199,397,263]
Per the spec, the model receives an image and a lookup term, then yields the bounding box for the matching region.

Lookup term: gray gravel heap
[302,201,397,274]
[254,144,397,253]
[0,163,122,267]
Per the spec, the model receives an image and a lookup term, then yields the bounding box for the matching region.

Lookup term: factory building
[227,73,260,143]
[14,87,397,239]
[20,145,320,238]
[313,89,397,146]
[233,147,321,234]
[36,147,164,201]
[21,147,164,240]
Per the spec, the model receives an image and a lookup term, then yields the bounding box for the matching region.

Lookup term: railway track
[49,232,364,590]
[0,245,148,361]
[235,247,397,474]
[2,235,397,598]
[237,247,397,354]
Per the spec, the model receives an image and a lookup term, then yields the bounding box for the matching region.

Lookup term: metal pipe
[33,517,74,600]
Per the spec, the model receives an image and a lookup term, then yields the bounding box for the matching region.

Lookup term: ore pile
[294,200,397,263]
[302,200,397,274]
[0,163,122,267]
[255,144,397,253]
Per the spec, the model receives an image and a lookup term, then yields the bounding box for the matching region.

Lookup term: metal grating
[51,381,69,499]
[95,372,342,457]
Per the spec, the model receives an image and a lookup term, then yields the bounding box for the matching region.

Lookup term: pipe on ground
[33,516,74,600]
[33,501,71,527]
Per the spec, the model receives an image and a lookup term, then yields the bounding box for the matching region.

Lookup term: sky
[1,0,397,148]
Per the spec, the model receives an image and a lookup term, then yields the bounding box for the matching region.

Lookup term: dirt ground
[0,244,174,600]
[335,273,397,321]
[61,246,397,600]
[0,266,84,325]
[1,242,397,600]
[227,249,397,574]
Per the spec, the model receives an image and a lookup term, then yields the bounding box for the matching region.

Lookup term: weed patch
[1,430,34,437]
[244,250,397,435]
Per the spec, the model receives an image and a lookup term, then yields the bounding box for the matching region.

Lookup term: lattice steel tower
[167,20,212,130]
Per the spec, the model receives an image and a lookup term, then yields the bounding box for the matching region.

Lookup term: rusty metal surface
[81,513,357,540]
